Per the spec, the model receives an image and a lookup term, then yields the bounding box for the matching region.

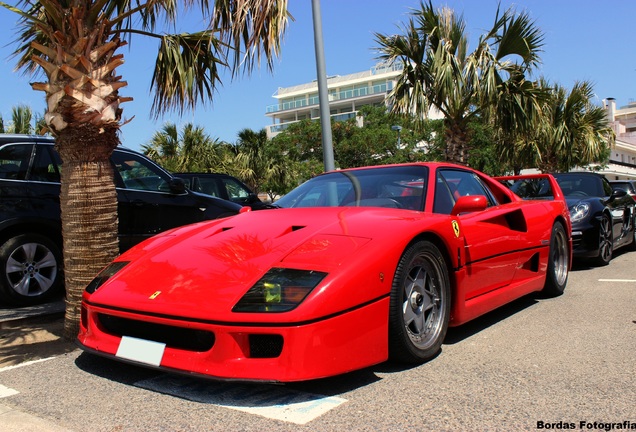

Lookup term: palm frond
[210,0,290,75]
[150,31,225,116]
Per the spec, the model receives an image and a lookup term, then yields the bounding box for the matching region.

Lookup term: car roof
[0,134,55,144]
[0,134,140,155]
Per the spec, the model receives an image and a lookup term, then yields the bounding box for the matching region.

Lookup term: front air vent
[248,334,284,358]
[97,314,215,352]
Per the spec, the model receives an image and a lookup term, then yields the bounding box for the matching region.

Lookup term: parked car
[0,134,242,306]
[174,172,270,210]
[609,179,636,199]
[554,172,636,265]
[78,163,571,382]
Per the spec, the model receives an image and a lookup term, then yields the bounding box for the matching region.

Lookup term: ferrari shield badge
[452,220,460,238]
[149,291,162,300]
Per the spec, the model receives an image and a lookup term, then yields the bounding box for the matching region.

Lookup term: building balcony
[598,160,636,180]
[265,82,393,115]
[265,112,362,138]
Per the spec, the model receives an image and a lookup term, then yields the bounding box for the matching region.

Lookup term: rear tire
[389,240,451,363]
[0,234,63,306]
[543,221,569,297]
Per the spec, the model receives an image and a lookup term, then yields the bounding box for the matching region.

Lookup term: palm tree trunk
[57,129,119,340]
[445,122,470,165]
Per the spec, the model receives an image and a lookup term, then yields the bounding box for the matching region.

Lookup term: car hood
[87,207,431,321]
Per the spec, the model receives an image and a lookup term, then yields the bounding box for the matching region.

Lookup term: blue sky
[1,0,634,152]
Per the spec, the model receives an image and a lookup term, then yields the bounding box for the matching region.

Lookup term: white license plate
[116,336,166,367]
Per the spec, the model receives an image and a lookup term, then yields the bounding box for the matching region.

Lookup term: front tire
[592,213,612,266]
[543,221,569,297]
[0,234,63,306]
[389,240,451,363]
[627,214,636,252]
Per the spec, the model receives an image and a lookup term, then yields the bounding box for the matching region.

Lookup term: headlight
[569,202,590,223]
[85,261,129,294]
[233,268,327,312]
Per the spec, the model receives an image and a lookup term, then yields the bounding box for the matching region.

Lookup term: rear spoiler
[495,174,565,201]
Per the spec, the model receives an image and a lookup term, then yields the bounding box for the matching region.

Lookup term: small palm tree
[230,128,278,194]
[10,104,34,133]
[535,80,614,172]
[375,0,544,165]
[142,122,225,172]
[0,104,47,134]
[2,0,289,339]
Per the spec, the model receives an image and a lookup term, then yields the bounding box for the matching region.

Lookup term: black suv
[0,134,242,305]
[175,172,270,210]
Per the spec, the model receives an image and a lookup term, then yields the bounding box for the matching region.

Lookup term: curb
[0,299,65,328]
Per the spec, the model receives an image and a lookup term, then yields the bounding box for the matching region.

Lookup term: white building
[264,62,442,138]
[599,98,636,180]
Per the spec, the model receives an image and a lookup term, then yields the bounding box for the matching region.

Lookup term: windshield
[553,174,603,197]
[275,166,428,210]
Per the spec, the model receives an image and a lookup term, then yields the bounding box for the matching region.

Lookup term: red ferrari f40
[77,163,571,382]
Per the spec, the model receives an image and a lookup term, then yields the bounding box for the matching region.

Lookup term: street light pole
[311,0,335,172]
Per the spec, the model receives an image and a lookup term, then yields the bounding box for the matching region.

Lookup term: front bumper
[77,298,388,382]
[570,219,600,258]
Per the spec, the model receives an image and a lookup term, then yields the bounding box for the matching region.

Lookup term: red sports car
[77,163,571,382]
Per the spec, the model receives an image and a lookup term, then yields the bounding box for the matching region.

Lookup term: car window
[30,145,61,183]
[196,177,222,197]
[612,182,629,192]
[434,169,498,214]
[222,178,251,200]
[507,178,553,199]
[0,143,32,180]
[111,151,170,192]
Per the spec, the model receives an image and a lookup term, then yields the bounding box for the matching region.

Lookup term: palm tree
[489,68,548,174]
[534,80,614,172]
[230,128,282,194]
[0,104,47,133]
[1,0,289,339]
[9,104,34,133]
[375,0,544,165]
[142,122,226,172]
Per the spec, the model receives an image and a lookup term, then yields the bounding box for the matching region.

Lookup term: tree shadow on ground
[0,315,76,368]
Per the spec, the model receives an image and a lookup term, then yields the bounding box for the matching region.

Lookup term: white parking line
[0,357,58,373]
[135,375,347,425]
[0,384,19,398]
[598,279,636,282]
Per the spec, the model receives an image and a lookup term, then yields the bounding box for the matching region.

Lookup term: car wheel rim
[402,254,444,350]
[599,216,612,262]
[552,227,568,286]
[5,242,58,297]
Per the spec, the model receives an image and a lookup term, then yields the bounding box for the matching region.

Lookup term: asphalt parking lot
[0,253,634,432]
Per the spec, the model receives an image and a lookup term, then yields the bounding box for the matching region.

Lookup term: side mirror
[167,177,186,194]
[610,188,627,201]
[451,195,488,216]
